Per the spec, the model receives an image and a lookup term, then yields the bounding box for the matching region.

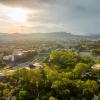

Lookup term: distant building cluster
[2,49,34,62]
[3,55,14,62]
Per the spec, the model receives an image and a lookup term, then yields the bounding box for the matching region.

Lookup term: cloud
[0,0,100,34]
[0,0,59,9]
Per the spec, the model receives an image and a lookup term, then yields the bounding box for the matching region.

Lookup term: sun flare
[0,4,30,23]
[8,8,29,23]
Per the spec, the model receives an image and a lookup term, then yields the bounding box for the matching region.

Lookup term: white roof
[33,63,43,69]
[92,64,100,69]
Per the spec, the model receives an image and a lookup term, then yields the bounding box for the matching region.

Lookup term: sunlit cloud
[0,0,100,34]
[0,4,44,33]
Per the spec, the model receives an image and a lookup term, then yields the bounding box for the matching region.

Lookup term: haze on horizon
[0,0,100,35]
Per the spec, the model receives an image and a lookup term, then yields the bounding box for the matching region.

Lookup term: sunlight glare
[8,8,30,23]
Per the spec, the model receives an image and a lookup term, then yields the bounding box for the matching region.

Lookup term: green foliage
[73,63,89,78]
[50,49,78,68]
[49,96,58,100]
[0,67,99,100]
[80,56,93,65]
[76,80,99,99]
[19,90,29,100]
[0,49,99,100]
[91,48,100,56]
[81,79,99,100]
[95,57,100,63]
[84,80,98,93]
[0,60,7,68]
[98,93,100,100]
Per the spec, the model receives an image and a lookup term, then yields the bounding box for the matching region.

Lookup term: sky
[0,0,100,35]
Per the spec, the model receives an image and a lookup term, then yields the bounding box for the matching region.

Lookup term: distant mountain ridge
[0,32,100,39]
[0,32,73,38]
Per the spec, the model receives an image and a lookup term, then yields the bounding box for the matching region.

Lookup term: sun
[8,8,29,23]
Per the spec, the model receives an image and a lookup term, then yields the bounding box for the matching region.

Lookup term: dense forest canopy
[0,49,100,100]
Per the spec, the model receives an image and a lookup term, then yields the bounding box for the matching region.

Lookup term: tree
[0,60,7,68]
[50,49,78,68]
[95,57,100,63]
[98,93,100,100]
[49,96,58,100]
[73,63,89,78]
[19,90,29,100]
[51,78,77,100]
[76,80,84,99]
[91,48,100,56]
[80,56,93,65]
[82,80,99,100]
